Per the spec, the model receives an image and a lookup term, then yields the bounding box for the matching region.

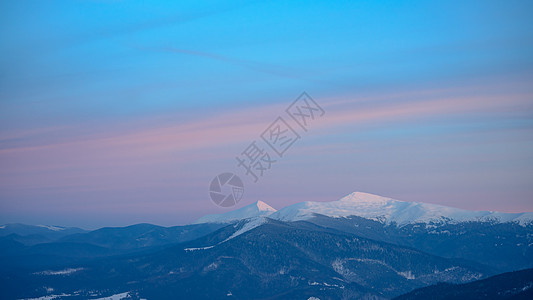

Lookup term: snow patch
[308,281,342,288]
[34,268,84,275]
[398,271,415,280]
[92,292,130,300]
[204,262,218,272]
[36,225,65,231]
[184,246,214,251]
[19,294,71,300]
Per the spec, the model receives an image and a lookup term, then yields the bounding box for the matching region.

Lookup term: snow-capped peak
[193,201,276,224]
[269,192,533,226]
[256,200,276,212]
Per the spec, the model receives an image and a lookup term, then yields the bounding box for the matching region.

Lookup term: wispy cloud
[1,83,531,192]
[136,45,308,81]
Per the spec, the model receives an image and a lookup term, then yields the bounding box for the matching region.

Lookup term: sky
[1,0,532,229]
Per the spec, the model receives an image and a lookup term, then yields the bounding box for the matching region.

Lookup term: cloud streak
[1,84,531,192]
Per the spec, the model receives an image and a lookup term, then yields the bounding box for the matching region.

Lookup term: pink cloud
[0,85,531,194]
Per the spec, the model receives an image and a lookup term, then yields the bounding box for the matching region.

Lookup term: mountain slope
[301,214,533,272]
[394,268,533,300]
[1,219,494,300]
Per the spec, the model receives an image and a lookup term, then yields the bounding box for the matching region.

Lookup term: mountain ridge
[199,192,533,227]
[1,193,531,299]
[272,192,533,226]
[193,200,277,224]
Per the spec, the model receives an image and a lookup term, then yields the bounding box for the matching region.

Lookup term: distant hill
[0,223,86,245]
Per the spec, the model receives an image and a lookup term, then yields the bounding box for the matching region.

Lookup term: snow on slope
[269,192,533,226]
[184,216,270,251]
[193,201,276,224]
[36,225,65,231]
[221,216,269,242]
[92,292,132,300]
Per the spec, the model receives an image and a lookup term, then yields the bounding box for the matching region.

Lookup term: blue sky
[1,0,532,228]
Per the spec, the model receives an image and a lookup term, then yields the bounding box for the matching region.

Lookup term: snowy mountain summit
[194,192,533,226]
[270,192,533,226]
[193,201,276,224]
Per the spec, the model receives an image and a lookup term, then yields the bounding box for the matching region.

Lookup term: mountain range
[194,192,533,226]
[1,192,532,299]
